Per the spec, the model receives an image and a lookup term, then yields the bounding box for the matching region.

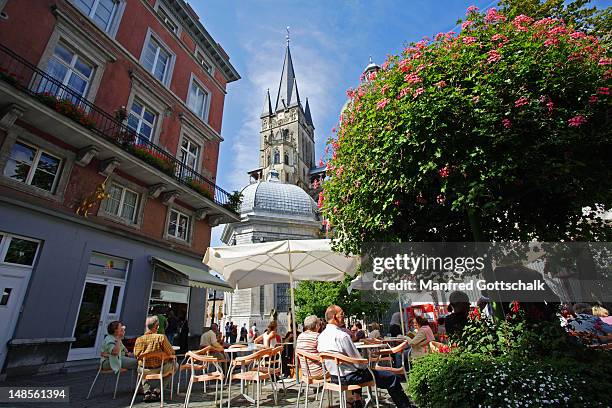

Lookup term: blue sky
[193,0,606,245]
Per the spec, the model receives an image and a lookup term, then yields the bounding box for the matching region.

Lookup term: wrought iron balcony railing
[0,42,239,212]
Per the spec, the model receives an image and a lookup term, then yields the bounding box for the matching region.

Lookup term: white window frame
[187,74,210,122]
[127,98,158,142]
[154,1,182,36]
[73,0,118,33]
[0,233,41,268]
[3,140,63,193]
[102,183,140,223]
[45,42,95,100]
[140,29,176,87]
[166,208,192,242]
[195,48,214,75]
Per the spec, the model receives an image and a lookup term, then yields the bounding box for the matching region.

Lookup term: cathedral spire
[275,29,299,111]
[304,97,313,127]
[261,88,272,118]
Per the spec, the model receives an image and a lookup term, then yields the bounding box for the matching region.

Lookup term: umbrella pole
[398,295,406,336]
[289,271,299,381]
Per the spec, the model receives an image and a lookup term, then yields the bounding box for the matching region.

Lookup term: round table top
[224,345,258,354]
[355,342,388,349]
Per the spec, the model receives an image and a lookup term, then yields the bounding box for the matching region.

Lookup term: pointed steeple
[275,28,299,111]
[304,97,313,127]
[261,88,272,118]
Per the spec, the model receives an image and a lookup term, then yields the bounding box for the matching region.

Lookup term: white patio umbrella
[203,239,359,376]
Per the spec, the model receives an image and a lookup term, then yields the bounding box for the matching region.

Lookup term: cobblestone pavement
[0,369,399,407]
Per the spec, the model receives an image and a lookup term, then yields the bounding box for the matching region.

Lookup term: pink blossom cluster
[514,96,529,107]
[466,5,479,15]
[487,49,501,63]
[380,84,389,94]
[462,36,478,45]
[376,98,390,110]
[597,87,609,95]
[397,87,410,99]
[438,166,451,178]
[435,80,447,88]
[502,118,512,129]
[484,8,506,23]
[413,87,424,98]
[404,73,422,85]
[461,20,473,30]
[568,115,587,127]
[512,15,533,32]
[436,194,446,205]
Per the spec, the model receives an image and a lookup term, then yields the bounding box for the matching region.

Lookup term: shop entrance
[68,253,128,361]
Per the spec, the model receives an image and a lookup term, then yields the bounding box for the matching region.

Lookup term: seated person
[407,316,435,358]
[101,320,137,373]
[367,323,382,340]
[567,303,612,343]
[351,322,366,342]
[593,305,612,325]
[296,315,323,378]
[134,316,177,402]
[317,305,412,408]
[254,320,281,347]
[200,322,226,357]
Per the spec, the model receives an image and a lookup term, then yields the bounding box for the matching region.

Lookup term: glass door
[68,279,124,360]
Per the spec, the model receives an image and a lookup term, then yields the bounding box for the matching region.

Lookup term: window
[42,43,94,102]
[74,0,118,32]
[142,35,171,83]
[0,288,11,306]
[87,252,129,280]
[273,150,280,165]
[284,153,289,165]
[178,137,200,179]
[275,283,290,312]
[127,99,157,141]
[167,209,190,241]
[0,235,40,267]
[195,50,213,74]
[187,80,209,120]
[157,7,179,34]
[259,286,265,315]
[3,141,62,193]
[102,183,139,222]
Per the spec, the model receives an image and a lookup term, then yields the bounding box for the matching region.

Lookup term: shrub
[185,177,215,201]
[407,351,612,407]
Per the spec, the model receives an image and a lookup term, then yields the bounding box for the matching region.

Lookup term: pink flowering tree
[321,6,611,254]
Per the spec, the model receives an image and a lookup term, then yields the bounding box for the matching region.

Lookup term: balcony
[0,43,239,224]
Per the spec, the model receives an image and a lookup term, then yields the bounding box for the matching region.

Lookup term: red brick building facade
[0,0,238,377]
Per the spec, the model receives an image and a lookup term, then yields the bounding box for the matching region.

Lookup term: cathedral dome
[239,172,318,221]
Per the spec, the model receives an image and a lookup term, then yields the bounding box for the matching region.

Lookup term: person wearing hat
[445,291,470,337]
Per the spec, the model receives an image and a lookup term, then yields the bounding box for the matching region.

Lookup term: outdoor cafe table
[355,342,389,365]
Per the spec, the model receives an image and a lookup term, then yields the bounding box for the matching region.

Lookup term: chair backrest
[390,340,410,353]
[296,349,322,379]
[136,351,174,368]
[318,352,367,378]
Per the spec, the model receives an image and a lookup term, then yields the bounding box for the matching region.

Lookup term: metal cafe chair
[317,352,380,408]
[226,347,278,408]
[86,354,133,400]
[295,349,328,408]
[129,351,177,408]
[372,340,410,379]
[176,346,219,394]
[259,345,286,394]
[183,351,225,407]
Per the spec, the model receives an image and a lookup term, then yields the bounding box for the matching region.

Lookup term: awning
[152,257,233,292]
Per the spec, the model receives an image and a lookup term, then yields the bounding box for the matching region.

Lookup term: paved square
[0,369,399,407]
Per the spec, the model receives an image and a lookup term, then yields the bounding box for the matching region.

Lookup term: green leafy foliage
[407,351,612,407]
[293,275,388,322]
[321,5,611,254]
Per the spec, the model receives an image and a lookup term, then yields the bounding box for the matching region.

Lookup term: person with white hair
[296,315,323,377]
[134,315,177,402]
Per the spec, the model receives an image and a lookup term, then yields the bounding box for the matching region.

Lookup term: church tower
[259,31,315,191]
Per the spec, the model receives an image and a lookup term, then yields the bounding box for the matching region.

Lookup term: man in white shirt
[317,305,411,408]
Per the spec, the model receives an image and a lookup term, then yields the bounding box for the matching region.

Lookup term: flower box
[130,144,176,176]
[34,92,97,130]
[185,177,215,201]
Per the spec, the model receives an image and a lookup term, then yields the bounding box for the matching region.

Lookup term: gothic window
[284,153,289,165]
[273,150,280,165]
[275,283,290,312]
